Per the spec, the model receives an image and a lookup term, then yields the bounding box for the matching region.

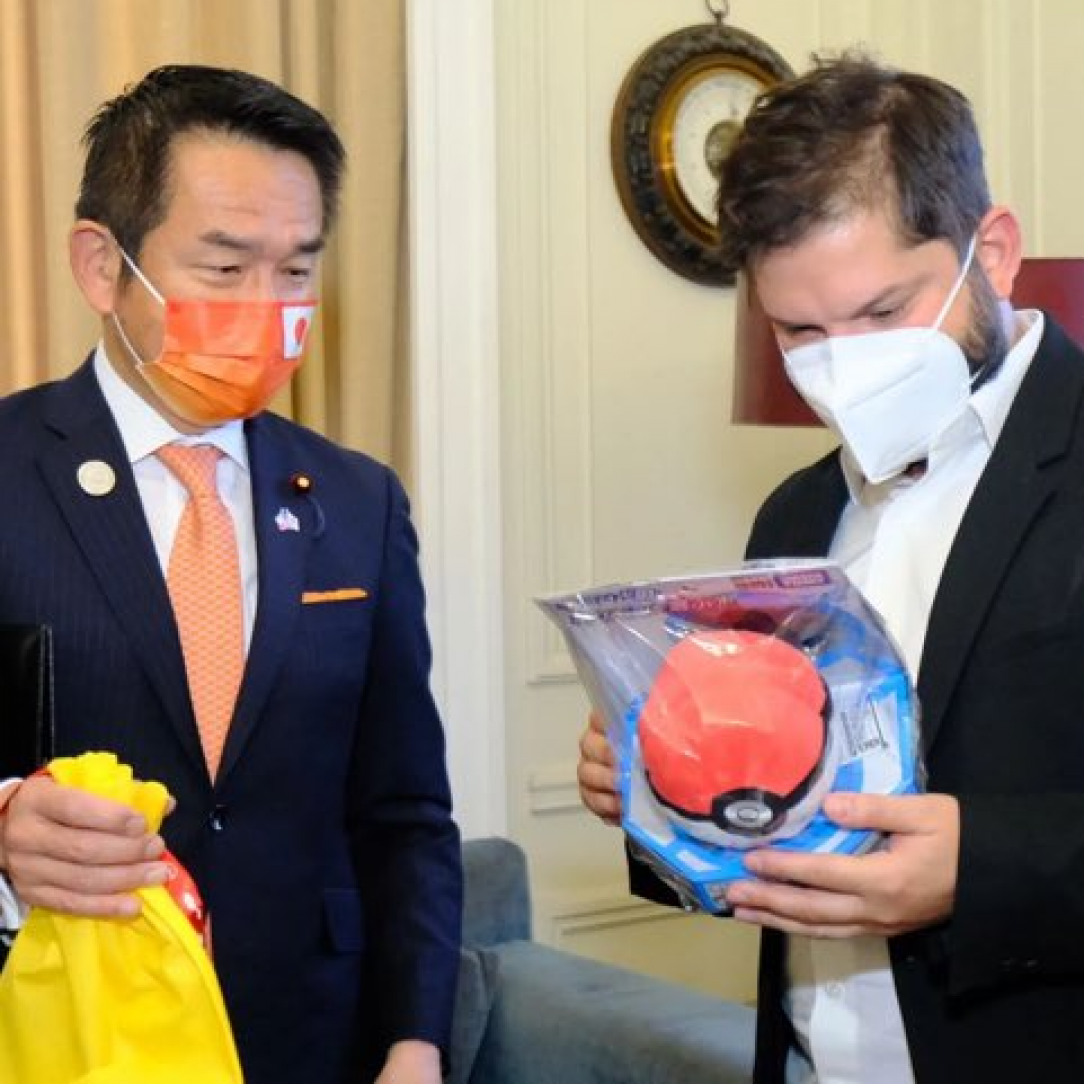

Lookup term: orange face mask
[112,248,316,428]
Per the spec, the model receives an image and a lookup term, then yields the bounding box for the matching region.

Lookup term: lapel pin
[275,507,301,533]
[77,459,116,497]
[286,471,324,537]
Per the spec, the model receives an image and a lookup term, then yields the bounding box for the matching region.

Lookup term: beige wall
[495,0,1084,1003]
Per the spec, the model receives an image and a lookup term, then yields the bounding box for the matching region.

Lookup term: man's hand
[725,792,959,939]
[374,1040,442,1084]
[0,775,169,918]
[576,711,621,825]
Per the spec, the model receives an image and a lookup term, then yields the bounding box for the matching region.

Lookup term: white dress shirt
[784,311,1044,1084]
[92,345,258,647]
[0,345,259,933]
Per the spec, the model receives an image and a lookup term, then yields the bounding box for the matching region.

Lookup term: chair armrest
[462,838,532,947]
[468,940,755,1084]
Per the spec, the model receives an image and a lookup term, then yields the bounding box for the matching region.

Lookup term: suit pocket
[298,596,372,634]
[323,888,365,954]
[301,588,369,605]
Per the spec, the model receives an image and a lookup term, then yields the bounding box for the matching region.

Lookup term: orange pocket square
[301,588,369,604]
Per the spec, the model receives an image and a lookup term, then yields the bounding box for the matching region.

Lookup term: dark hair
[76,64,347,257]
[718,54,990,270]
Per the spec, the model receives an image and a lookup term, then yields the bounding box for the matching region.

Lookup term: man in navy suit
[579,55,1084,1083]
[0,65,461,1084]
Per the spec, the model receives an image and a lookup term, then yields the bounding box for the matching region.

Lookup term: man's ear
[975,205,1023,300]
[69,220,122,315]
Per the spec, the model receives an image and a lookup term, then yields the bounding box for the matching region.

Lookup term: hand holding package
[539,560,922,913]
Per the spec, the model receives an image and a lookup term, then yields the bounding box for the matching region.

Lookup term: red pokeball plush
[637,629,831,842]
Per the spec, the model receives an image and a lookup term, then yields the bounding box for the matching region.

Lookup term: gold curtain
[0,0,407,468]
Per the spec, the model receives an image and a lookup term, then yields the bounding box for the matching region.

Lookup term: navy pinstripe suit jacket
[0,358,461,1083]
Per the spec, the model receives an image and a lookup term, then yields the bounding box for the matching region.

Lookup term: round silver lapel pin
[77,459,116,497]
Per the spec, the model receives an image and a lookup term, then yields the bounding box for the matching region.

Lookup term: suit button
[209,804,228,832]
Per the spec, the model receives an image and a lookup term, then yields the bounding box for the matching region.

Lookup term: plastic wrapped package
[538,560,922,914]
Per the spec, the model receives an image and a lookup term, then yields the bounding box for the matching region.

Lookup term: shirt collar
[93,343,249,469]
[840,309,1045,501]
[970,308,1044,447]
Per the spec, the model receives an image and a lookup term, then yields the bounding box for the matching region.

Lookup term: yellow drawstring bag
[0,752,243,1083]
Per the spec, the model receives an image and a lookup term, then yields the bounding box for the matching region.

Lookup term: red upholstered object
[638,630,827,824]
[732,257,1084,426]
[732,274,819,427]
[1010,257,1084,343]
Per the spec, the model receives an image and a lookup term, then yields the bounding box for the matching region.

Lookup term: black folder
[0,624,54,779]
[0,625,52,959]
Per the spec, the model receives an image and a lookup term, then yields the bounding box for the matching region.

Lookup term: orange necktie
[157,444,245,779]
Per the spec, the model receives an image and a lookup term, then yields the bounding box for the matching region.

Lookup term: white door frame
[405,0,506,838]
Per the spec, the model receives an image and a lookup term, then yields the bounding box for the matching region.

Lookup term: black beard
[962,266,1009,392]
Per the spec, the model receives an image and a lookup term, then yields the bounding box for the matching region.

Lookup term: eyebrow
[847,283,913,320]
[770,279,921,333]
[196,229,326,257]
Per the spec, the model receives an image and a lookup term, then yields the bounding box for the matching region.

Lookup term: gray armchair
[449,837,756,1084]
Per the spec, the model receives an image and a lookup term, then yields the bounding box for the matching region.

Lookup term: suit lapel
[216,416,313,783]
[37,362,205,771]
[745,452,849,561]
[918,321,1084,750]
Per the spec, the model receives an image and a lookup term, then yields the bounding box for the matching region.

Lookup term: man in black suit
[579,55,1084,1083]
[0,66,460,1084]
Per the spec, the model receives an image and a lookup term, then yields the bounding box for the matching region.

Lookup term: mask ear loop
[110,243,166,370]
[931,233,978,332]
[115,244,166,305]
[932,233,1003,392]
[110,311,148,368]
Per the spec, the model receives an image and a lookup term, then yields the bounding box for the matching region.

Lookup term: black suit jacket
[0,359,462,1084]
[634,317,1084,1083]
